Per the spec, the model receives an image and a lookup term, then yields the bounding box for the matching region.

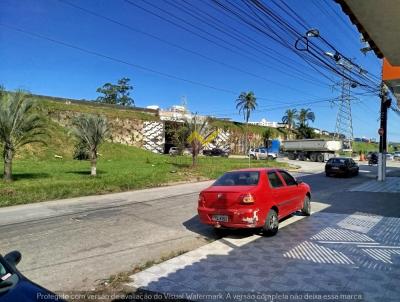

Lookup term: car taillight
[241,193,255,204]
[198,194,205,207]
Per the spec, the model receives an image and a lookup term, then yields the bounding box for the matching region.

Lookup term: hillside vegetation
[35,94,159,121]
[0,118,288,207]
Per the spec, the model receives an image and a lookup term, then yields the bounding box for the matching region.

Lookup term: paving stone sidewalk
[349,177,400,193]
[127,211,400,302]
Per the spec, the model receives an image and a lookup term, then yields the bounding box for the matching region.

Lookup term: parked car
[197,168,311,235]
[168,146,179,156]
[0,251,66,302]
[249,148,277,160]
[325,157,359,177]
[386,153,394,161]
[203,148,229,157]
[182,148,192,156]
[394,152,400,160]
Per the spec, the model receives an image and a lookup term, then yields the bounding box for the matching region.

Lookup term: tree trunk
[245,122,249,155]
[192,153,196,167]
[192,144,198,167]
[90,151,97,176]
[3,146,13,182]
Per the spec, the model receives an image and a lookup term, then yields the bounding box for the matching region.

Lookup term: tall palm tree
[282,109,298,131]
[186,115,218,167]
[72,114,109,176]
[0,89,47,181]
[235,91,257,153]
[298,108,315,127]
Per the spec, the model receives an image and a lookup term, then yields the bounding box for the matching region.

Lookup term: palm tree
[186,115,218,167]
[235,91,257,153]
[0,89,47,181]
[298,108,315,127]
[282,109,298,131]
[72,114,109,176]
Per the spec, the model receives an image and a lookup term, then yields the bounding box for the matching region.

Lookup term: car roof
[229,168,282,172]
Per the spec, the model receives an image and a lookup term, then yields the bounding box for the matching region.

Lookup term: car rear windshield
[213,171,260,186]
[328,158,346,164]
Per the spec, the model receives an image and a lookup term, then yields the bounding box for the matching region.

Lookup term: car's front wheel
[301,195,311,216]
[263,209,279,236]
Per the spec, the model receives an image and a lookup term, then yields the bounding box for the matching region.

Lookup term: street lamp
[324,51,341,62]
[306,28,320,38]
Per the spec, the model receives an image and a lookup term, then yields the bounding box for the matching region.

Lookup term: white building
[248,118,279,128]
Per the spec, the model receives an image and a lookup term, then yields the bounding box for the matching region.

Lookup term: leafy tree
[0,88,47,181]
[298,108,315,127]
[165,122,189,155]
[96,77,134,106]
[72,114,110,176]
[185,115,218,167]
[296,125,316,139]
[235,91,257,153]
[282,109,298,131]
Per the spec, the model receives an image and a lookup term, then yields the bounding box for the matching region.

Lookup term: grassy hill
[0,115,289,207]
[34,94,159,121]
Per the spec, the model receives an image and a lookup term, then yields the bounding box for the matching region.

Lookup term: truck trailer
[281,139,343,162]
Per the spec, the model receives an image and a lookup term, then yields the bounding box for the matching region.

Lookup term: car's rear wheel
[263,209,279,236]
[301,195,311,216]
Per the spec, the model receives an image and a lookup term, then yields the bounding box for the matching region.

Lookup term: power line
[0,22,277,101]
[57,0,324,93]
[124,0,331,97]
[199,96,343,117]
[174,0,330,86]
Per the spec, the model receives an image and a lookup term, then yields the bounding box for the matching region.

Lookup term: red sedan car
[197,168,311,235]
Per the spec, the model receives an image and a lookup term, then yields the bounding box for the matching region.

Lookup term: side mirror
[296,180,303,185]
[4,251,22,267]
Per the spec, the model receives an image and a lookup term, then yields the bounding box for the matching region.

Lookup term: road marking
[318,241,379,245]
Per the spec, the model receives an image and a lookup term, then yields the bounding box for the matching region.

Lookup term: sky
[1,0,399,142]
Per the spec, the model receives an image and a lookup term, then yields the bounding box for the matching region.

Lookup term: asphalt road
[1,159,399,292]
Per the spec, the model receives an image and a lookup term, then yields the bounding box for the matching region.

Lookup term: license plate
[212,215,228,222]
[332,167,339,170]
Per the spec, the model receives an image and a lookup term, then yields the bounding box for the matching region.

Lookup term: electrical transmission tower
[334,65,355,151]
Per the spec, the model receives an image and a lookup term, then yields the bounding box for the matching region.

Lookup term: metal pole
[378,83,388,181]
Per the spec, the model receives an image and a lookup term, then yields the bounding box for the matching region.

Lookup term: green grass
[0,143,288,207]
[351,141,396,154]
[0,96,289,207]
[209,118,289,138]
[37,97,159,121]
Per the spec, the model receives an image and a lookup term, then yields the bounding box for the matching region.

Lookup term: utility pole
[378,83,391,181]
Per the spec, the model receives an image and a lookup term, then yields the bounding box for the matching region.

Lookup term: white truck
[281,139,343,162]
